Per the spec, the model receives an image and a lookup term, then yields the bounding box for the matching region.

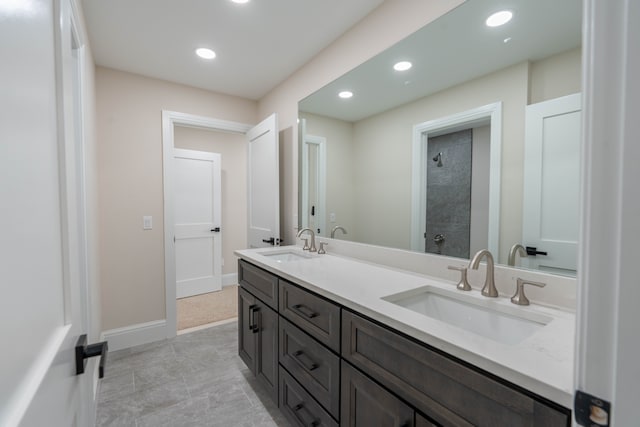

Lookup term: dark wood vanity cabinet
[238,268,278,403]
[237,259,571,427]
[342,310,570,427]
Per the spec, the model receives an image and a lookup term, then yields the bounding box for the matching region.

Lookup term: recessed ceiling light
[486,10,512,27]
[393,61,412,72]
[231,0,250,3]
[195,48,216,59]
[338,91,353,99]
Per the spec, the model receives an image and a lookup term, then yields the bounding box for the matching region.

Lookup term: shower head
[433,152,443,167]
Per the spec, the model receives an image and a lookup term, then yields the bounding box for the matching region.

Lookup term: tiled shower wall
[425,129,472,258]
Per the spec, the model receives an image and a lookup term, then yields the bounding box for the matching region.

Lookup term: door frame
[162,111,251,338]
[410,102,502,255]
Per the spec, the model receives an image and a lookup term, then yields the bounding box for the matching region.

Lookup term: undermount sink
[259,249,312,263]
[382,286,552,345]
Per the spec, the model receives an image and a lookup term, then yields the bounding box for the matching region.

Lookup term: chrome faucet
[330,225,347,238]
[469,249,498,297]
[296,228,317,252]
[508,244,528,266]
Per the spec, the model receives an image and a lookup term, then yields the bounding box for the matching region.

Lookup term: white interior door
[174,149,222,298]
[522,93,581,273]
[1,0,94,425]
[247,113,280,248]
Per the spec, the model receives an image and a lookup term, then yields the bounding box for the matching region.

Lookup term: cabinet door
[255,299,279,404]
[416,413,439,427]
[341,361,413,427]
[238,286,257,373]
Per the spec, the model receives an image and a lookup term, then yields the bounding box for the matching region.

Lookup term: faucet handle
[511,278,546,306]
[301,238,310,251]
[447,265,472,291]
[318,242,328,254]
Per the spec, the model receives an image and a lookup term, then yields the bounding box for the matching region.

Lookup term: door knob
[75,334,108,379]
[210,227,221,232]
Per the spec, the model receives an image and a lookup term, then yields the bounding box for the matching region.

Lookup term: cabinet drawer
[342,311,570,427]
[280,318,340,418]
[341,361,414,427]
[280,367,338,427]
[279,280,341,352]
[238,260,278,310]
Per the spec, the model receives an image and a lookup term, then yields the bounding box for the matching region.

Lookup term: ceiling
[81,0,385,100]
[300,0,582,122]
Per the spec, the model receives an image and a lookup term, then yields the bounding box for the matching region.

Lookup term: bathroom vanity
[235,247,574,426]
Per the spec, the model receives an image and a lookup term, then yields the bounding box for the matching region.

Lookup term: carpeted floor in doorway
[177,284,238,331]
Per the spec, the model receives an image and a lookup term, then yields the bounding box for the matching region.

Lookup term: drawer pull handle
[292,304,318,319]
[249,305,259,333]
[293,402,320,427]
[293,350,319,371]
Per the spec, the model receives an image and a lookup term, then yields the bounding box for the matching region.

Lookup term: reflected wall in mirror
[298,0,582,276]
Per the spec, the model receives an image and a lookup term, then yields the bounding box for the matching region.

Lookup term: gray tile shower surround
[96,322,292,427]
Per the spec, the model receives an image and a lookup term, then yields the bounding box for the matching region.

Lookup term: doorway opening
[172,126,247,332]
[162,112,252,337]
[300,132,327,236]
[411,102,502,256]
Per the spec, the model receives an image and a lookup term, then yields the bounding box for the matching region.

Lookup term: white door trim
[301,134,327,236]
[162,111,251,339]
[410,102,502,254]
[575,1,640,424]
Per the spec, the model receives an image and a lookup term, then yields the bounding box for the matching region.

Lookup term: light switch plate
[330,212,336,223]
[143,216,152,230]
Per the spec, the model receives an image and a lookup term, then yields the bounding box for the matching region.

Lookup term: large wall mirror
[298,0,582,276]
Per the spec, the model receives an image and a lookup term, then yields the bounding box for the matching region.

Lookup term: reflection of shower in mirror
[433,152,443,167]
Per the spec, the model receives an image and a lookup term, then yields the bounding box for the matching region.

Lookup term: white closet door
[174,149,222,298]
[522,93,581,273]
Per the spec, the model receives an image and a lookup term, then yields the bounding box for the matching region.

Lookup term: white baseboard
[222,273,238,287]
[101,319,167,352]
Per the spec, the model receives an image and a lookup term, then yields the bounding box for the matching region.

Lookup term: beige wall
[530,47,582,104]
[258,0,464,244]
[96,67,257,330]
[174,126,247,276]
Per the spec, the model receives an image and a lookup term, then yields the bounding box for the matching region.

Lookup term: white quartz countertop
[234,246,575,408]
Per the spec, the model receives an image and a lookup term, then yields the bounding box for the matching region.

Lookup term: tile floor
[96,321,292,426]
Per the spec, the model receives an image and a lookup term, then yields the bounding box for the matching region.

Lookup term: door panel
[341,361,414,427]
[174,149,222,297]
[1,0,92,424]
[256,301,279,403]
[247,114,279,248]
[523,93,581,273]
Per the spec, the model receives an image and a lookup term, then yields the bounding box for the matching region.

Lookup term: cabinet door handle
[248,305,259,333]
[293,402,320,427]
[292,350,319,371]
[291,303,318,319]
